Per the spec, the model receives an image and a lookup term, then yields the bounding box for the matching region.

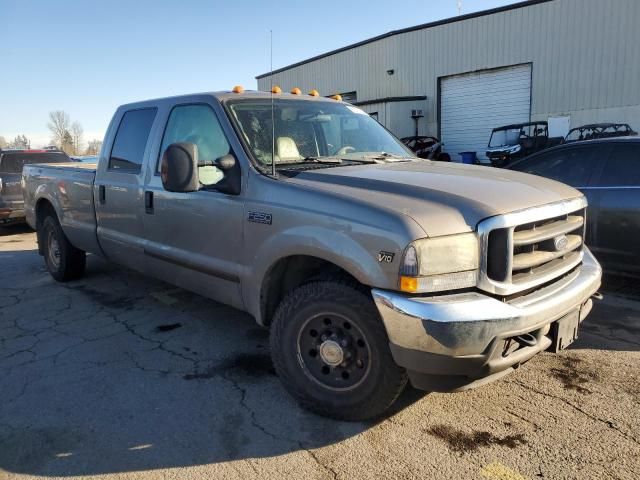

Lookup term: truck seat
[277,137,303,162]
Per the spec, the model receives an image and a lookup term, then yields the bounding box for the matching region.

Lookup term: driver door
[142,102,244,310]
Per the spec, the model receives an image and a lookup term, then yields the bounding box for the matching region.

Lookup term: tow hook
[515,333,538,348]
[592,292,604,301]
[502,332,538,357]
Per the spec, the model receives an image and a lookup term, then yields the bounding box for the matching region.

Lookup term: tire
[41,215,86,282]
[270,279,407,421]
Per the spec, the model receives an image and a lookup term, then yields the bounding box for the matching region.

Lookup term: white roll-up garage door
[440,64,531,162]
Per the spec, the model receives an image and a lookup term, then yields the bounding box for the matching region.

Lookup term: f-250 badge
[248,212,272,225]
[378,251,395,263]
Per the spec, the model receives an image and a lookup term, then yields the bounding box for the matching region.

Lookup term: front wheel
[270,280,407,421]
[41,215,86,282]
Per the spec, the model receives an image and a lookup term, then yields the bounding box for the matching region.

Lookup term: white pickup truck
[22,90,602,420]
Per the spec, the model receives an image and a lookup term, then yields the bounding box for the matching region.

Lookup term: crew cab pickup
[23,90,602,420]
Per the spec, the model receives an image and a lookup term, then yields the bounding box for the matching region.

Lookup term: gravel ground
[1,224,638,480]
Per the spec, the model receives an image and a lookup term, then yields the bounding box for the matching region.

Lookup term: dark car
[507,137,640,275]
[0,149,71,225]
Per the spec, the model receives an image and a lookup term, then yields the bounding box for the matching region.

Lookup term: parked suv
[0,149,70,225]
[508,137,640,276]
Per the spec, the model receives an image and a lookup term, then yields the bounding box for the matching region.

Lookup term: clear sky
[0,0,517,148]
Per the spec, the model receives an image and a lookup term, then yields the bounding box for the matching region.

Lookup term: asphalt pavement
[1,224,638,479]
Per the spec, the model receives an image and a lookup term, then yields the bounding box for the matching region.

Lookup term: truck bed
[23,162,100,255]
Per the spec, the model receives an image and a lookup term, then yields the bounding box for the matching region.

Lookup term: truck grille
[477,198,587,296]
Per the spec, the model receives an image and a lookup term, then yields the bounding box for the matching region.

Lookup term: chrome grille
[477,197,587,296]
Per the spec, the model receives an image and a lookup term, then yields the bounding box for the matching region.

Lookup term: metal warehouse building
[256,0,640,160]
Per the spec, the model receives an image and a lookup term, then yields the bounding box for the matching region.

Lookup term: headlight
[399,233,479,293]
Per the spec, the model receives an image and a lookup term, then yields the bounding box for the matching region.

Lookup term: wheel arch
[34,197,58,255]
[258,254,363,327]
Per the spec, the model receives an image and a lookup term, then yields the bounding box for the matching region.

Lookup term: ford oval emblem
[554,235,569,251]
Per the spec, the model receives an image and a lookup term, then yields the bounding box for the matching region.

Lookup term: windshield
[488,128,522,148]
[226,99,412,167]
[488,124,547,148]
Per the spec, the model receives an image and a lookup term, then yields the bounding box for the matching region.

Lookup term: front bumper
[372,247,602,392]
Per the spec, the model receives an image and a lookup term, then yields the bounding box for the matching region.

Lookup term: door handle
[98,185,106,204]
[145,191,154,214]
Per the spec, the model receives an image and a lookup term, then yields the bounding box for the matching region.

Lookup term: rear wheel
[41,215,86,281]
[270,280,407,421]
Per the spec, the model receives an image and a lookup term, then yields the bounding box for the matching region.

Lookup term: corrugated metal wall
[257,0,640,137]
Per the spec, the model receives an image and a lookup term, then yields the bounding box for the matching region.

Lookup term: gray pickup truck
[23,90,602,420]
[0,149,70,224]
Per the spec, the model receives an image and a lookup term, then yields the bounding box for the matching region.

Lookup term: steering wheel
[337,146,356,155]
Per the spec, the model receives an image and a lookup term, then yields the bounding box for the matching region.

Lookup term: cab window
[109,108,157,173]
[159,104,231,187]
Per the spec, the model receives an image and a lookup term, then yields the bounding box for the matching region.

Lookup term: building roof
[256,0,553,80]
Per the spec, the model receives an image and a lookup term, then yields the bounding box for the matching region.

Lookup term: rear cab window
[108,108,157,173]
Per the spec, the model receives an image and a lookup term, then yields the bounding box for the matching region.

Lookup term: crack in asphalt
[512,379,640,446]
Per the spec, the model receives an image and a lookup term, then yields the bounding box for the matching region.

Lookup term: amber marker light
[291,87,302,95]
[271,85,282,94]
[308,89,319,96]
[232,85,244,93]
[399,276,419,293]
[330,94,342,101]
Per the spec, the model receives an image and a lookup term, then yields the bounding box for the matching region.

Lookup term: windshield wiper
[360,152,409,161]
[301,156,343,164]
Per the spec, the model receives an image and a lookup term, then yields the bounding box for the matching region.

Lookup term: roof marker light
[291,87,302,95]
[308,89,319,97]
[271,85,282,94]
[331,94,342,101]
[232,85,244,93]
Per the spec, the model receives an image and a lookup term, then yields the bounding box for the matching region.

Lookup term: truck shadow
[0,251,428,477]
[0,223,32,237]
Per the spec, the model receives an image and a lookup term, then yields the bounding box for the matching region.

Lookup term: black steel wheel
[297,312,371,391]
[270,279,407,421]
[41,215,86,282]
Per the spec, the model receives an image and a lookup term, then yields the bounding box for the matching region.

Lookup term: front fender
[242,224,409,324]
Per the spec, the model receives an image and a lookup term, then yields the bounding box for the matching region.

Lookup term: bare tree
[61,131,74,154]
[71,121,84,155]
[8,134,30,149]
[48,110,71,149]
[85,139,103,156]
[0,136,7,149]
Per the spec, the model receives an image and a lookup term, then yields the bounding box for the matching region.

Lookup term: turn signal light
[308,89,319,96]
[291,87,302,95]
[399,276,418,293]
[232,85,244,93]
[271,85,282,94]
[330,94,342,101]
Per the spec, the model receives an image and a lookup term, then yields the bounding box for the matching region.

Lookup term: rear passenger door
[585,143,640,273]
[94,107,157,272]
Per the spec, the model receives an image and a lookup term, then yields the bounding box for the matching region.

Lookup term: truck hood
[286,160,583,237]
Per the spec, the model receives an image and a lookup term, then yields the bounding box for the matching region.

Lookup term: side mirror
[160,143,200,192]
